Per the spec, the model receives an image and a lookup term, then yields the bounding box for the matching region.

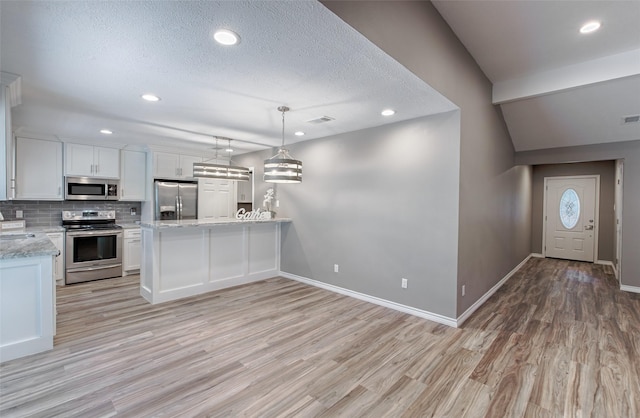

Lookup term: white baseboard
[621,285,640,294]
[279,271,458,328]
[595,260,617,278]
[455,254,533,327]
[531,253,544,258]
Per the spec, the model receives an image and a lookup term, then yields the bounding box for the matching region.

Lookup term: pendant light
[264,106,302,183]
[194,137,250,181]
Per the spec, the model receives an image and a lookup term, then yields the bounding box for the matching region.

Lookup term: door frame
[614,160,624,280]
[542,175,600,262]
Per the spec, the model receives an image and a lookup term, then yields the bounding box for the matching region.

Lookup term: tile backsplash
[0,201,141,227]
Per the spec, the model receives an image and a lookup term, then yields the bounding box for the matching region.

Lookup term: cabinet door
[15,137,63,200]
[215,180,236,219]
[237,173,253,203]
[154,152,180,178]
[46,233,65,285]
[123,229,141,272]
[65,143,94,176]
[198,179,237,220]
[120,150,146,201]
[197,178,217,220]
[94,146,120,178]
[179,154,201,178]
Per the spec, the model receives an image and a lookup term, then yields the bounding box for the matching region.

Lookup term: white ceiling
[432,0,640,152]
[0,1,455,155]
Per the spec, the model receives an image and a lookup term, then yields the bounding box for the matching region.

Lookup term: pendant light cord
[281,109,285,148]
[277,105,289,149]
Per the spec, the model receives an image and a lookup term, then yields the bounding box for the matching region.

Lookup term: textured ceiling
[432,0,640,152]
[0,1,456,154]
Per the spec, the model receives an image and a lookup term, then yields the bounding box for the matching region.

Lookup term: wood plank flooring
[1,257,639,417]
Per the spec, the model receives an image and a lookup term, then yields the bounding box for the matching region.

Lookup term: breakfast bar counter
[140,218,291,304]
[0,233,58,362]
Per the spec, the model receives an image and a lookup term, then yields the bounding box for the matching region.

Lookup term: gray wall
[531,161,615,261]
[238,113,461,318]
[323,1,532,316]
[517,140,640,288]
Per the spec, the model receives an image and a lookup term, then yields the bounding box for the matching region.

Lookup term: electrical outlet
[130,208,137,216]
[401,278,408,289]
[334,264,339,273]
[15,210,23,218]
[462,285,466,296]
[276,200,280,208]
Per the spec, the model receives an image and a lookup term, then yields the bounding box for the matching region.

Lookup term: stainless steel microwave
[65,177,119,200]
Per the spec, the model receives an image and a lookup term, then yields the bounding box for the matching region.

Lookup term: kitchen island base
[0,255,54,363]
[140,220,288,304]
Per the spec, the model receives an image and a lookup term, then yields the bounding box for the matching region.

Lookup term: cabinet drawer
[124,229,141,238]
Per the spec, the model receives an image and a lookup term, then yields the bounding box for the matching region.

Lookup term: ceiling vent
[307,116,335,124]
[622,115,640,124]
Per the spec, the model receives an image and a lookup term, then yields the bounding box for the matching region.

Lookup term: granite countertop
[141,218,292,230]
[25,226,66,234]
[0,233,60,260]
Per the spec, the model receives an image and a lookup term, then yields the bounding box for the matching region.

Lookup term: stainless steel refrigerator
[154,180,198,220]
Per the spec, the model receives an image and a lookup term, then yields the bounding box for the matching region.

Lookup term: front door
[544,176,598,262]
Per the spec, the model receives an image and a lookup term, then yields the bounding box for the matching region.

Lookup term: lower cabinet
[46,232,65,286]
[123,228,141,276]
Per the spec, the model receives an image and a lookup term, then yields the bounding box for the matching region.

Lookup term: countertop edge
[141,218,292,229]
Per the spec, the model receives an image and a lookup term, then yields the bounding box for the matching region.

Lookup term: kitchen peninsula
[140,217,290,304]
[0,233,58,362]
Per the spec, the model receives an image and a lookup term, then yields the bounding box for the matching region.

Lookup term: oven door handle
[67,263,122,272]
[66,230,123,237]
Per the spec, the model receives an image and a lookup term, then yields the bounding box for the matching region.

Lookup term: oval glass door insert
[559,188,580,229]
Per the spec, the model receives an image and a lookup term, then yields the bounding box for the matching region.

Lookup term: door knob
[585,225,594,230]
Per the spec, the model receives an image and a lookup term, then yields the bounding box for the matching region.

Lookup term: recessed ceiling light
[141,94,161,102]
[381,109,395,116]
[99,129,113,135]
[294,131,305,136]
[225,147,234,153]
[214,29,240,46]
[580,21,601,34]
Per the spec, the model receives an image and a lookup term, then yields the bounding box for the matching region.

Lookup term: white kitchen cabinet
[153,151,201,179]
[198,178,237,220]
[65,143,120,178]
[120,150,146,201]
[15,137,63,200]
[237,172,253,203]
[123,228,141,275]
[45,232,65,287]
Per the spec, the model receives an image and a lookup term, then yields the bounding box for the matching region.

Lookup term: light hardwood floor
[1,258,639,417]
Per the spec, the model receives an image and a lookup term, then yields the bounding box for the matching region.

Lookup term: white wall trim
[456,254,533,327]
[621,285,640,294]
[531,253,544,258]
[280,271,458,328]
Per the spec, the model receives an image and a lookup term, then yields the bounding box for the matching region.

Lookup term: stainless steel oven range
[63,210,123,284]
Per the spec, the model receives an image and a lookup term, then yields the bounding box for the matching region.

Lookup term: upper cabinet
[153,151,201,179]
[15,137,63,200]
[120,150,146,201]
[65,143,120,178]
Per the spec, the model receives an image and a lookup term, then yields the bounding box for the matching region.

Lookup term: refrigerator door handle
[179,196,183,219]
[176,195,180,220]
